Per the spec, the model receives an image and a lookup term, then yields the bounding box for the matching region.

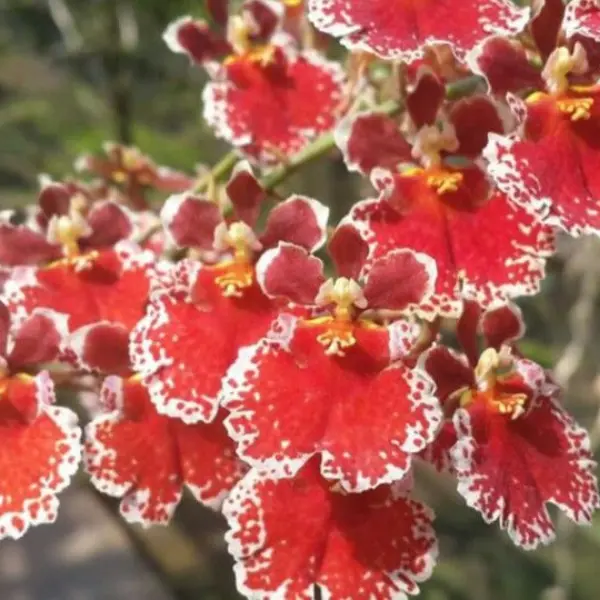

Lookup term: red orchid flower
[164,0,345,164]
[220,225,442,491]
[422,301,600,549]
[223,459,438,599]
[0,178,134,268]
[475,0,600,236]
[0,302,80,540]
[84,374,244,526]
[335,70,554,317]
[2,241,155,334]
[130,162,330,424]
[307,0,529,62]
[76,142,194,210]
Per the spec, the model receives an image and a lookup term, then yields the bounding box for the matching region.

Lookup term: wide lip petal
[450,396,600,550]
[307,0,530,62]
[220,315,442,491]
[483,108,600,236]
[202,49,345,165]
[0,371,81,540]
[129,292,222,424]
[222,462,439,598]
[84,375,182,525]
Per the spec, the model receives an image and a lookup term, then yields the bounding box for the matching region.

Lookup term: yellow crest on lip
[426,171,463,195]
[557,97,594,121]
[214,261,254,298]
[315,320,357,357]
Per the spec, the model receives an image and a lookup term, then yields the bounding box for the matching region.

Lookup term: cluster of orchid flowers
[4,0,600,597]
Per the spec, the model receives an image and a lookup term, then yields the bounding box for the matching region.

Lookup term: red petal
[481,303,525,351]
[85,377,242,525]
[223,461,437,599]
[261,195,329,252]
[225,161,266,227]
[244,0,284,42]
[204,51,344,165]
[450,95,507,158]
[406,68,445,129]
[531,0,565,60]
[0,225,60,267]
[422,345,474,406]
[363,249,437,313]
[452,395,600,549]
[421,420,457,473]
[256,243,325,305]
[163,16,232,64]
[207,0,228,27]
[160,192,222,249]
[68,322,131,375]
[0,300,9,356]
[327,223,368,280]
[0,372,80,540]
[564,0,600,44]
[222,320,441,490]
[334,111,412,175]
[321,360,441,491]
[8,310,66,370]
[308,0,529,61]
[130,264,277,423]
[418,345,468,474]
[456,300,482,367]
[82,201,133,250]
[152,165,195,193]
[37,179,71,221]
[468,36,544,95]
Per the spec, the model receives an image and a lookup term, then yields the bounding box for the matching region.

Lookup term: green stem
[260,99,402,192]
[195,150,239,191]
[445,74,486,100]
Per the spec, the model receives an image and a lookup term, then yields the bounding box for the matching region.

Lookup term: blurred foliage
[0,0,231,201]
[2,2,600,600]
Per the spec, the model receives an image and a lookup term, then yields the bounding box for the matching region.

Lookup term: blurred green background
[1,1,600,599]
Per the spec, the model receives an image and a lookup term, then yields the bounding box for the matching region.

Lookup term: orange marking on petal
[488,392,528,419]
[569,84,600,94]
[112,170,128,184]
[400,166,425,178]
[426,171,463,195]
[47,250,100,272]
[225,45,276,67]
[214,260,255,298]
[303,316,380,357]
[121,147,143,171]
[557,97,594,121]
[525,91,550,105]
